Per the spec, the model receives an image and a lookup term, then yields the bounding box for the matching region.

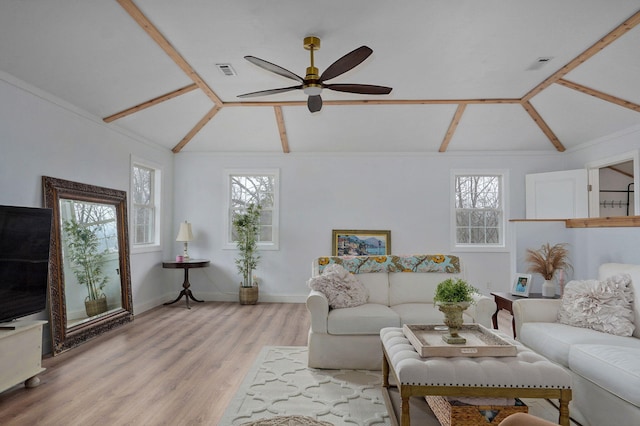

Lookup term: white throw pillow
[557,273,635,336]
[308,264,369,309]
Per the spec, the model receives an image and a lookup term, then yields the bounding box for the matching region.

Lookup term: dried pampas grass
[525,243,572,280]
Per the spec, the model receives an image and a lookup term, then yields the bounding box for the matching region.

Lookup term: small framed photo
[332,230,391,256]
[511,273,532,297]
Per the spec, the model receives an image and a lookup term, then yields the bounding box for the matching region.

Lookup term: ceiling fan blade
[319,46,373,82]
[244,56,303,82]
[324,83,392,95]
[308,95,322,113]
[237,85,303,98]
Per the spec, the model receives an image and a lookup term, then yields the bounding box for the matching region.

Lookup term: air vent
[216,63,237,76]
[526,57,554,71]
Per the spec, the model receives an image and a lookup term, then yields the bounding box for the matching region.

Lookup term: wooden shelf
[510,216,640,228]
[565,216,640,228]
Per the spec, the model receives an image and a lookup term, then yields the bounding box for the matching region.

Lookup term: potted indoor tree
[525,242,572,297]
[232,203,262,305]
[63,219,109,317]
[433,278,478,344]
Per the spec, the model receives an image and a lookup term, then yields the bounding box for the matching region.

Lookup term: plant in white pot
[232,203,262,305]
[62,219,109,317]
[525,242,572,298]
[433,278,478,344]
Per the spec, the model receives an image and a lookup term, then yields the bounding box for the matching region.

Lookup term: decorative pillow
[557,273,635,336]
[308,264,369,309]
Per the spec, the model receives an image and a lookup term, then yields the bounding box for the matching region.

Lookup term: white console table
[0,320,47,393]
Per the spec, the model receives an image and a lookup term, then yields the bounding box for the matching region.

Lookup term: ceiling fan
[238,36,392,113]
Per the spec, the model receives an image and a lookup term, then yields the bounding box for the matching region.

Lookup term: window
[452,171,506,249]
[131,160,161,250]
[226,169,279,250]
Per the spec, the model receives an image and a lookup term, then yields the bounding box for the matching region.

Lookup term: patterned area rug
[220,346,573,426]
[219,346,391,425]
[240,415,334,425]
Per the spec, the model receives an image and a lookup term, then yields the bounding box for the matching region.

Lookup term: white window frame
[130,157,162,253]
[450,169,509,252]
[224,169,280,251]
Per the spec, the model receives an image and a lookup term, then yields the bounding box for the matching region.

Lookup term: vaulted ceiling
[2,1,640,154]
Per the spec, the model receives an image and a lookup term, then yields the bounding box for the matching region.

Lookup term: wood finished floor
[0,302,310,426]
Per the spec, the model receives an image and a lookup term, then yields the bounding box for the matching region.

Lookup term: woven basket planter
[84,295,108,317]
[426,395,527,426]
[239,286,259,305]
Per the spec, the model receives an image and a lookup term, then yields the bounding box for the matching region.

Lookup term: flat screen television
[0,205,52,324]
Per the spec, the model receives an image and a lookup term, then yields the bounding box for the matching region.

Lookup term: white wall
[3,69,639,315]
[173,151,567,302]
[0,76,175,329]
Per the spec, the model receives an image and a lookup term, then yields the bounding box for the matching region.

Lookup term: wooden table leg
[558,389,572,426]
[382,349,389,388]
[400,393,411,426]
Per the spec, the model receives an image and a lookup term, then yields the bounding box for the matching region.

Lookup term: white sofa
[306,255,496,369]
[513,263,640,426]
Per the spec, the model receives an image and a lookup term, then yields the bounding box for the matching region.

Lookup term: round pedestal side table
[162,259,210,309]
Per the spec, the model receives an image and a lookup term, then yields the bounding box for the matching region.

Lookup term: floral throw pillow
[308,264,369,309]
[557,273,635,336]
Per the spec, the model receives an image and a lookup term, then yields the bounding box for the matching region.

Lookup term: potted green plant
[62,219,109,317]
[232,203,262,304]
[525,242,572,297]
[433,278,478,344]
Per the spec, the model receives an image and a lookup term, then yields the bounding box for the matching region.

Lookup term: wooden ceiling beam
[172,105,221,153]
[103,83,198,123]
[522,9,640,102]
[556,78,640,113]
[521,101,565,152]
[608,166,634,178]
[274,107,290,153]
[439,104,466,152]
[117,0,223,107]
[223,98,521,108]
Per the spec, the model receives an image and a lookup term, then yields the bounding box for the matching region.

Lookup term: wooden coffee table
[380,327,572,426]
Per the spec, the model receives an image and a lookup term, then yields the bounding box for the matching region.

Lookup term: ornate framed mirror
[43,176,133,355]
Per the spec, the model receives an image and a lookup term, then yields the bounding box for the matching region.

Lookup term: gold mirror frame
[43,176,133,355]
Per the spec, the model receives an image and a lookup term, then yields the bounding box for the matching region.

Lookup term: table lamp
[176,221,193,260]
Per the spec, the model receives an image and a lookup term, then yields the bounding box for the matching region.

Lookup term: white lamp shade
[176,221,193,242]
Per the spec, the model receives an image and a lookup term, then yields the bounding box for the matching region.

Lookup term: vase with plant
[63,219,110,317]
[232,203,262,304]
[525,242,572,298]
[433,278,478,344]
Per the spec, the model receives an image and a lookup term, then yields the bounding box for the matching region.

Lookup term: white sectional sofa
[513,263,640,426]
[306,255,496,369]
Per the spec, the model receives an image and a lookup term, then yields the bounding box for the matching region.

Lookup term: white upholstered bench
[380,327,572,426]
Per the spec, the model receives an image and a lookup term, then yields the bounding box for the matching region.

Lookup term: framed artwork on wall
[511,273,532,297]
[331,229,391,256]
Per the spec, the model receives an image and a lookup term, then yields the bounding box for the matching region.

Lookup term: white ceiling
[1,0,640,154]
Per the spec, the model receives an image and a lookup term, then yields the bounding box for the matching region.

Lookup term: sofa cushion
[518,322,636,367]
[327,304,400,335]
[558,274,635,336]
[356,273,390,305]
[569,344,640,406]
[389,272,458,305]
[600,263,640,339]
[391,303,475,325]
[308,264,369,309]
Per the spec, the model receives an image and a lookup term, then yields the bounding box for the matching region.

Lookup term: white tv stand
[0,320,46,393]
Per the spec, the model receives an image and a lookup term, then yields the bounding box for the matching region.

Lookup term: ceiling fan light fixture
[303,84,322,96]
[239,36,391,112]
